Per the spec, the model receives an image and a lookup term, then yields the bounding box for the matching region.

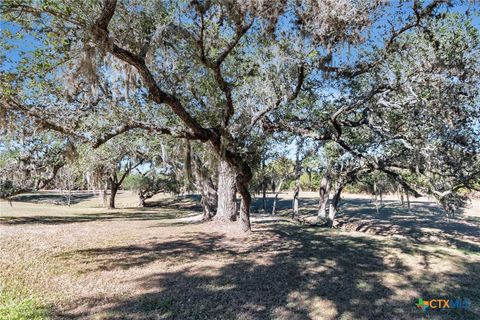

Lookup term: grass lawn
[0,191,479,319]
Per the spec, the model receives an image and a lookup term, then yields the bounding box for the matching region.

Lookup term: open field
[1,191,479,319]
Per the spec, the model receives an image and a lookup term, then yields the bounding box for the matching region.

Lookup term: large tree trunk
[318,172,331,220]
[215,159,237,222]
[236,179,251,232]
[109,185,118,209]
[138,193,146,207]
[327,184,344,227]
[192,155,218,220]
[292,181,300,219]
[209,141,252,231]
[198,176,218,220]
[108,175,118,209]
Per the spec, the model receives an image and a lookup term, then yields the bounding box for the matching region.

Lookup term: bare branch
[317,0,446,77]
[1,98,87,142]
[250,64,305,131]
[215,19,254,66]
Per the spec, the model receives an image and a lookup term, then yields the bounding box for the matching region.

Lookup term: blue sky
[1,1,479,158]
[2,1,479,71]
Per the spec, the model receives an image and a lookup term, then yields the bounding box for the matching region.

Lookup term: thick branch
[91,1,211,141]
[92,122,205,148]
[1,98,87,142]
[215,19,254,66]
[95,0,117,31]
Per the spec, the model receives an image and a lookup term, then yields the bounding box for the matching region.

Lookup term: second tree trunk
[327,184,344,227]
[215,159,237,221]
[318,172,331,219]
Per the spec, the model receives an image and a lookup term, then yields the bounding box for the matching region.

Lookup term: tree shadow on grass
[250,196,289,213]
[56,223,480,320]
[0,193,204,226]
[0,207,201,226]
[332,199,480,253]
[251,196,480,253]
[57,233,238,273]
[147,194,202,210]
[9,191,97,205]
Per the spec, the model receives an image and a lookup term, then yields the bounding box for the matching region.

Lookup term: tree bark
[200,181,218,220]
[318,172,331,219]
[215,159,237,221]
[192,156,218,220]
[138,193,146,207]
[183,140,194,193]
[221,155,254,232]
[198,174,218,220]
[327,184,344,227]
[236,179,251,232]
[108,175,118,209]
[292,182,300,219]
[109,184,118,209]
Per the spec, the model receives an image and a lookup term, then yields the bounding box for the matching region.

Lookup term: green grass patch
[0,285,49,320]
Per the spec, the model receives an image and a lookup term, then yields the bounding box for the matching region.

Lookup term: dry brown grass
[0,191,479,319]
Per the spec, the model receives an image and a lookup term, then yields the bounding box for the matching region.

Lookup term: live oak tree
[1,0,370,231]
[272,11,480,225]
[188,141,222,220]
[260,1,479,225]
[0,130,72,199]
[78,133,150,208]
[124,172,180,207]
[2,0,479,230]
[54,165,77,207]
[338,13,480,218]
